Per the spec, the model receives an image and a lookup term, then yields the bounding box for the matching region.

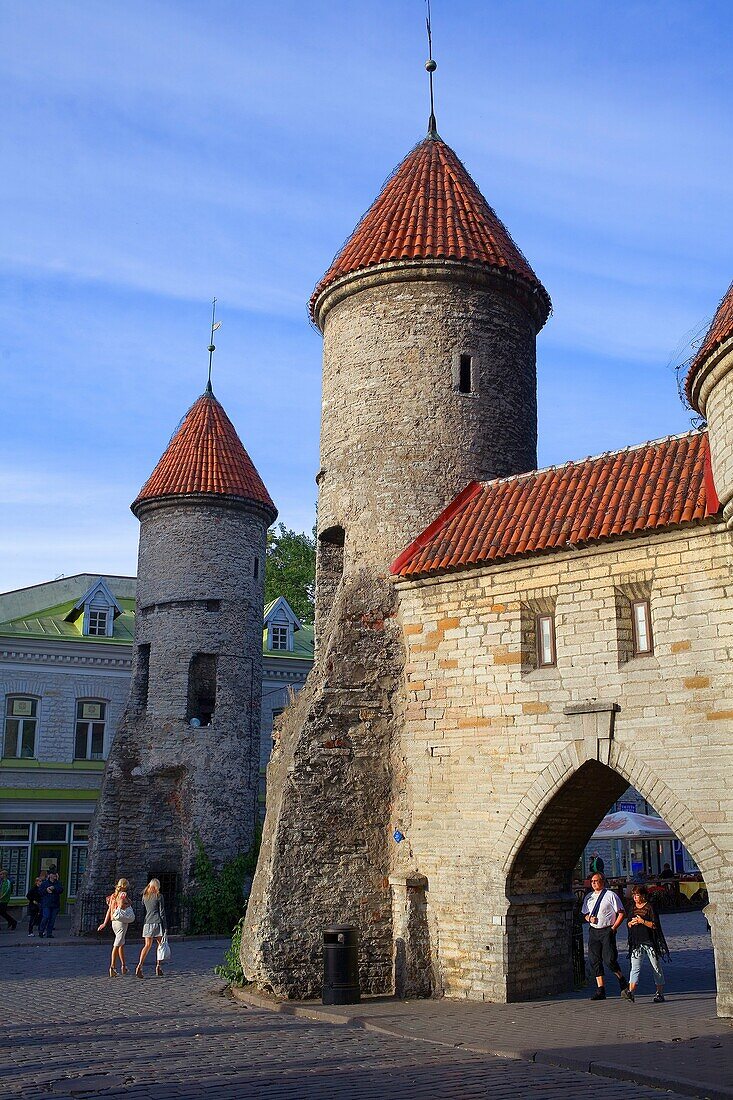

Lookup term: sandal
[135,965,145,979]
[108,967,118,978]
[155,963,163,977]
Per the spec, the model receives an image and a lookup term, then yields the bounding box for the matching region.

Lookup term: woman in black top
[26,875,44,936]
[623,885,670,1003]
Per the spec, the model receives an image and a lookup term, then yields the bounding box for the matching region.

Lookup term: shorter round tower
[687,282,733,528]
[78,386,276,921]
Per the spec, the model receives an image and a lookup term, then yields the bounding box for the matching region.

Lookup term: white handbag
[157,933,171,962]
[113,906,135,924]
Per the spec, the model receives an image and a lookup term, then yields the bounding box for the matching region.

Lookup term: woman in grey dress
[135,878,167,977]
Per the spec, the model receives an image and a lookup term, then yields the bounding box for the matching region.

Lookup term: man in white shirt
[581,872,628,1000]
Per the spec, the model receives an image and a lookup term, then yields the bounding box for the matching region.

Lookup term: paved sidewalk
[235,911,732,1100]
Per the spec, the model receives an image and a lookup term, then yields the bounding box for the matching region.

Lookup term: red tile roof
[686,282,733,407]
[392,432,718,578]
[132,389,277,518]
[310,135,550,325]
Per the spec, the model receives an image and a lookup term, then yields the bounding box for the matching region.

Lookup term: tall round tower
[687,281,733,528]
[78,385,276,921]
[311,131,551,631]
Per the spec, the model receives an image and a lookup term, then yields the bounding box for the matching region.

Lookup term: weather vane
[425,0,438,137]
[207,297,221,393]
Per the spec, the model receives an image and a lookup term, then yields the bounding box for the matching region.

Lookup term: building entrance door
[31,846,68,913]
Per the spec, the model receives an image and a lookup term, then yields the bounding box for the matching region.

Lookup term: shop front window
[0,823,31,897]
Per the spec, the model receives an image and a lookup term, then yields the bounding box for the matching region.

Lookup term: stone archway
[504,759,723,1004]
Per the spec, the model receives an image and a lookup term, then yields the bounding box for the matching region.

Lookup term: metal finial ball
[208,345,216,353]
[425,59,437,72]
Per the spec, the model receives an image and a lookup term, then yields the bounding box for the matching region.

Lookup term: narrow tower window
[458,354,473,394]
[536,614,556,668]
[253,555,260,580]
[632,599,653,656]
[187,653,217,727]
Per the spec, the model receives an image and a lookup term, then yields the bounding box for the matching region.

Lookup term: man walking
[582,871,628,1000]
[0,868,18,930]
[38,871,63,938]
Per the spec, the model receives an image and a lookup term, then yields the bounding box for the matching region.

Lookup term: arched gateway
[242,114,733,1017]
[504,757,722,1001]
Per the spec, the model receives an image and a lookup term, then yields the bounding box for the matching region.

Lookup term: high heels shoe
[155,963,163,977]
[120,966,130,975]
[135,965,145,978]
[108,967,118,978]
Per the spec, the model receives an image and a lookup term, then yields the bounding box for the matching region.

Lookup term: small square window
[536,614,556,668]
[632,600,653,656]
[87,609,109,636]
[271,625,289,651]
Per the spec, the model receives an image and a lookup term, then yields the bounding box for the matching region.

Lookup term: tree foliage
[264,523,316,623]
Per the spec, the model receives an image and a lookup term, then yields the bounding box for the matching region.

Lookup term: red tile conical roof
[310,134,550,325]
[132,389,277,518]
[686,281,733,407]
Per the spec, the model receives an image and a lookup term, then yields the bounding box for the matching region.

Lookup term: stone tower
[242,130,550,995]
[312,133,551,634]
[687,281,733,529]
[77,386,276,923]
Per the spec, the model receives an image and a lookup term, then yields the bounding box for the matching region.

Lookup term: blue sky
[1,1,731,591]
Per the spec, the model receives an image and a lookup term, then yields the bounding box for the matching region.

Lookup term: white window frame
[3,696,39,759]
[86,608,110,637]
[269,624,291,652]
[631,599,653,656]
[536,614,556,668]
[74,700,107,760]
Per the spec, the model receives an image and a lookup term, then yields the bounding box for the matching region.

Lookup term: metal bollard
[322,924,360,1005]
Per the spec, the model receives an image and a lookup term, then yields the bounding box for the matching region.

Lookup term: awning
[590,811,675,840]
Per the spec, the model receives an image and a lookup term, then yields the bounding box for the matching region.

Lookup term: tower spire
[207,297,221,394]
[425,0,438,138]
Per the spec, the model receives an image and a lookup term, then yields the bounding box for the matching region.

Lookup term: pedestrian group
[98,877,170,978]
[582,872,669,1002]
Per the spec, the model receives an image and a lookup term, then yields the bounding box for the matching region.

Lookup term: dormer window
[64,578,121,639]
[87,609,109,637]
[263,596,302,654]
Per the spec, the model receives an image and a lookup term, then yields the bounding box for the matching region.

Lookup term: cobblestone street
[0,929,706,1100]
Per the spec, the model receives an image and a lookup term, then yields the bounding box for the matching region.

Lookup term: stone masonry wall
[77,499,268,918]
[702,349,733,526]
[315,273,538,632]
[392,519,733,1014]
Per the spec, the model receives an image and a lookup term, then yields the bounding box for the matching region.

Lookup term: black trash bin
[322,925,360,1005]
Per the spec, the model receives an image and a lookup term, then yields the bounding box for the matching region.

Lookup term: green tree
[264,523,316,623]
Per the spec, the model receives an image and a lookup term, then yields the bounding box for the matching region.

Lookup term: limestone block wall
[393,520,733,1014]
[315,271,538,631]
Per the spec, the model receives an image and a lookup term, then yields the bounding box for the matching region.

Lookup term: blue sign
[619,802,637,813]
[393,829,404,843]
